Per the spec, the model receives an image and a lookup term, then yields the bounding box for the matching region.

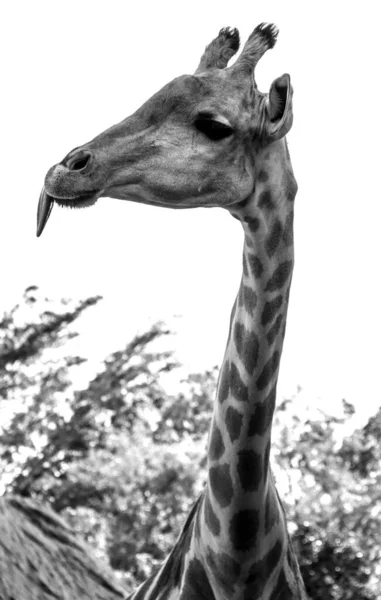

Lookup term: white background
[2,0,380,425]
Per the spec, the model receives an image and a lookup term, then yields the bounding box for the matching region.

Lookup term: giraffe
[37,23,307,600]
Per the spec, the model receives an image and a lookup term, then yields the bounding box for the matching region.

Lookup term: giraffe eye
[195,117,233,141]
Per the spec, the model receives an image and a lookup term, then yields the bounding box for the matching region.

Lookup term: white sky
[2,0,381,426]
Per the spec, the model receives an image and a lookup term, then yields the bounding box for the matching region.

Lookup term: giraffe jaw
[36,188,99,237]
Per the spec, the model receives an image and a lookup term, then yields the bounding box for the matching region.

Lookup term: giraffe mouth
[36,188,99,237]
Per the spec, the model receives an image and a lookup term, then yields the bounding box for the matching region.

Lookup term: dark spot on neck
[205,549,241,595]
[229,509,260,552]
[247,254,264,279]
[258,170,269,183]
[209,423,225,460]
[237,449,262,492]
[209,464,234,508]
[282,211,294,246]
[256,351,280,391]
[265,218,283,258]
[266,313,283,345]
[204,494,221,536]
[244,216,261,233]
[182,557,217,600]
[225,406,243,442]
[265,487,279,535]
[246,539,283,587]
[248,387,276,437]
[230,362,248,402]
[236,198,249,209]
[217,360,230,404]
[234,322,260,374]
[265,260,293,292]
[261,295,283,327]
[258,190,275,211]
[242,285,257,316]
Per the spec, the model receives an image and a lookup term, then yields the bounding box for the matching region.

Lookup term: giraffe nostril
[67,152,92,172]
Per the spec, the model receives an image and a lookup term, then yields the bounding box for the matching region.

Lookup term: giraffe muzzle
[37,151,101,236]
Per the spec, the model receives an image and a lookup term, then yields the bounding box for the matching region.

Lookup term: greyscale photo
[1,2,380,599]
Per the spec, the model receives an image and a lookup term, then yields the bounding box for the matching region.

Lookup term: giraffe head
[37,23,294,236]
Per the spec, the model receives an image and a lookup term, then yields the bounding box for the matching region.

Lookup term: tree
[0,286,101,493]
[273,397,380,599]
[1,290,380,598]
[0,289,204,592]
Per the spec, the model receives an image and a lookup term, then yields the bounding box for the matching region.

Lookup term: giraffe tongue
[36,188,54,237]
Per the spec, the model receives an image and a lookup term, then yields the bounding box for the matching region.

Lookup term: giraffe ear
[264,73,293,141]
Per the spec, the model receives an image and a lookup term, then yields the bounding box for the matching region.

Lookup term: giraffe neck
[196,138,298,595]
[128,140,305,600]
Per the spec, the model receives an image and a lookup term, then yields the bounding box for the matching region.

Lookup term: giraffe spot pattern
[225,406,243,442]
[257,169,269,183]
[217,360,230,404]
[237,449,262,492]
[265,218,283,258]
[248,387,276,437]
[238,283,245,308]
[229,508,260,552]
[265,487,280,535]
[206,549,241,596]
[264,439,271,480]
[242,286,258,316]
[234,322,260,374]
[258,190,275,211]
[287,187,297,203]
[231,362,248,402]
[256,351,280,391]
[182,557,217,600]
[204,494,221,536]
[194,500,202,542]
[209,423,225,460]
[286,174,298,202]
[261,295,283,327]
[236,198,249,209]
[247,254,264,278]
[243,255,249,277]
[246,539,283,587]
[209,463,234,508]
[282,211,294,247]
[244,216,260,233]
[265,260,293,292]
[269,568,294,599]
[266,314,283,346]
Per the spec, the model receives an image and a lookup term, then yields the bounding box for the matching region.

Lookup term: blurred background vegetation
[0,288,380,599]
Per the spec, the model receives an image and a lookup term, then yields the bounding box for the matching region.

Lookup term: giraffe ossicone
[38,22,307,600]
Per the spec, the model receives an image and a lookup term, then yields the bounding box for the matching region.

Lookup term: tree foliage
[273,398,380,599]
[0,290,380,599]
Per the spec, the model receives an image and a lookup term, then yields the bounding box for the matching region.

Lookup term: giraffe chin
[36,188,99,237]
